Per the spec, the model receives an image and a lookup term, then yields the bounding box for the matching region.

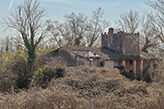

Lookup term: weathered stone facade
[47,28,157,80]
[101,28,140,55]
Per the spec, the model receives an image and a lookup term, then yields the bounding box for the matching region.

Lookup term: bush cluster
[0,47,164,108]
[0,66,164,109]
[0,46,56,91]
[0,49,29,91]
[31,65,65,88]
[115,66,135,80]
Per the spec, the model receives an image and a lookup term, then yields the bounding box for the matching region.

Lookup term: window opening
[130,60,133,65]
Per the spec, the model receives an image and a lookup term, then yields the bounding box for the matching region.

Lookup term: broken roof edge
[58,47,102,58]
[47,46,158,60]
[140,51,159,60]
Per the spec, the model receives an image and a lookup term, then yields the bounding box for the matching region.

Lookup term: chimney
[108,28,114,34]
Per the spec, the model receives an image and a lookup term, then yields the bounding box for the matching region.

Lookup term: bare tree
[4,0,48,69]
[10,33,24,48]
[140,16,154,53]
[0,36,13,52]
[87,7,110,47]
[47,12,90,47]
[144,0,164,53]
[65,12,90,46]
[115,10,140,33]
[4,36,10,51]
[48,7,110,47]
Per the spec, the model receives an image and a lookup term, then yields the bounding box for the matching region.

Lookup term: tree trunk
[27,46,36,71]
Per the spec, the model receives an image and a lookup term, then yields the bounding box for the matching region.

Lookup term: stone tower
[101,28,140,55]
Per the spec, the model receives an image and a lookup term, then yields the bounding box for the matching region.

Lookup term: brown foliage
[0,66,164,109]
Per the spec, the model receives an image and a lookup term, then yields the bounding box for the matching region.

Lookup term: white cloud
[8,0,14,10]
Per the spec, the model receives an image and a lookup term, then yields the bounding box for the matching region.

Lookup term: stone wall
[105,60,114,69]
[122,33,139,55]
[101,28,139,55]
[77,56,84,66]
[58,49,75,66]
[101,33,109,47]
[109,34,123,53]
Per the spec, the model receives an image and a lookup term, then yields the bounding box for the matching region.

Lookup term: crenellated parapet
[101,28,140,55]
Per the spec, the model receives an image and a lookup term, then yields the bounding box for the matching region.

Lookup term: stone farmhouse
[48,28,157,79]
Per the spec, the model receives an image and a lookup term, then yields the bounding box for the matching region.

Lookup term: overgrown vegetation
[31,65,65,88]
[0,45,56,91]
[114,66,135,80]
[0,45,163,108]
[0,65,164,109]
[0,45,164,108]
[1,0,164,108]
[4,0,48,71]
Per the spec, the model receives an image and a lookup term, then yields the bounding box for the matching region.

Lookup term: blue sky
[0,0,151,38]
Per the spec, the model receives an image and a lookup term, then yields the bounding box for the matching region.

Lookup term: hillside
[0,66,164,109]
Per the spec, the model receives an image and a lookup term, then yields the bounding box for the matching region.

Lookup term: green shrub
[143,68,152,82]
[55,66,66,78]
[31,65,65,88]
[11,56,30,89]
[115,66,135,80]
[0,46,56,91]
[0,68,16,93]
[0,50,27,92]
[31,66,54,88]
[122,71,135,80]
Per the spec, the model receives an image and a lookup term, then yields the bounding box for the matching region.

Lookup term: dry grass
[0,66,164,109]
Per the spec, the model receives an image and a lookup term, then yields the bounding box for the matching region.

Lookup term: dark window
[129,70,133,73]
[100,61,104,67]
[130,60,133,65]
[89,59,93,67]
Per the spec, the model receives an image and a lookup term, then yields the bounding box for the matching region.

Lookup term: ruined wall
[105,60,114,69]
[77,56,84,66]
[114,60,122,66]
[84,59,89,66]
[125,60,133,71]
[93,58,99,67]
[101,28,140,55]
[136,60,141,70]
[122,33,139,55]
[101,33,109,47]
[58,49,75,66]
[109,34,123,53]
[101,28,113,48]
